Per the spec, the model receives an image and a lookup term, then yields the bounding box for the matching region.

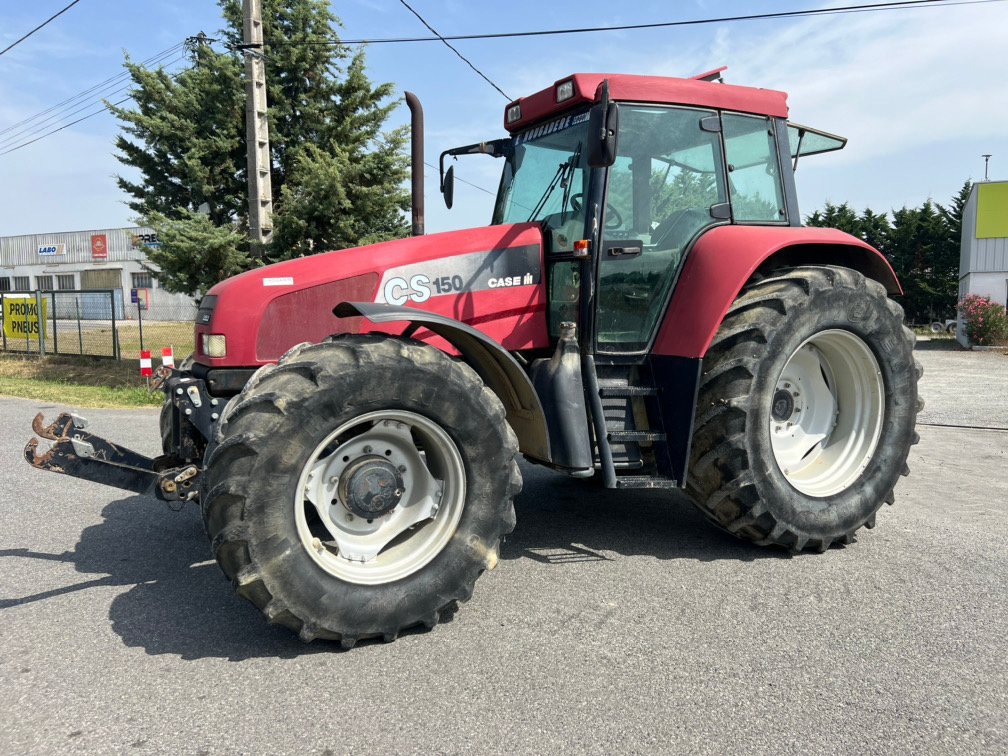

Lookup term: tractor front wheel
[686,266,920,552]
[199,334,521,647]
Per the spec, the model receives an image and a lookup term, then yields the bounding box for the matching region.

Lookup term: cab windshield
[493,111,591,253]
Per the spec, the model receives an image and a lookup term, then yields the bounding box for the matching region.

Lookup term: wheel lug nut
[398,465,407,473]
[345,513,353,521]
[363,445,372,454]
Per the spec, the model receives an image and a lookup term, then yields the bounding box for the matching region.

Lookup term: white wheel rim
[769,329,884,498]
[294,410,465,585]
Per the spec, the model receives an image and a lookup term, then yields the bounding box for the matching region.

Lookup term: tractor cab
[441,72,845,354]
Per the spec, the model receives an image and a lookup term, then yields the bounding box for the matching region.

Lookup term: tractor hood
[195,223,549,367]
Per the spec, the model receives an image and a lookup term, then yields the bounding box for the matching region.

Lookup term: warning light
[573,239,590,253]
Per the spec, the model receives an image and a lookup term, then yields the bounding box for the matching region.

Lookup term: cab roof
[503,72,789,132]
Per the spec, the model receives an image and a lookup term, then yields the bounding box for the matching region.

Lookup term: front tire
[200,335,521,647]
[686,266,920,552]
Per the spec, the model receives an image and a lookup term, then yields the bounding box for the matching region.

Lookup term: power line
[0,0,85,58]
[423,160,497,197]
[0,44,186,147]
[397,0,511,100]
[311,0,1003,45]
[0,97,131,157]
[0,50,188,157]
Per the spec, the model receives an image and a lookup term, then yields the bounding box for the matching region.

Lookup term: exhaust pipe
[405,91,424,236]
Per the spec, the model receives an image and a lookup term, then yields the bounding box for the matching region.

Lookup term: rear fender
[335,302,551,463]
[652,225,900,358]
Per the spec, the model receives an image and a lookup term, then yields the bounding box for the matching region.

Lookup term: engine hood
[196,223,548,366]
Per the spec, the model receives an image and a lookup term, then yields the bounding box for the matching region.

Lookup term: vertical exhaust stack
[405,92,424,236]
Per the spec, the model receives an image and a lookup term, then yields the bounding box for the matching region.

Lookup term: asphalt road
[1,344,1006,754]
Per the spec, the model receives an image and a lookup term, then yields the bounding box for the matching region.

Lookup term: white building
[0,226,194,319]
[958,180,1008,346]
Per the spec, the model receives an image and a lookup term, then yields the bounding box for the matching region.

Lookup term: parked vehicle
[27,70,920,647]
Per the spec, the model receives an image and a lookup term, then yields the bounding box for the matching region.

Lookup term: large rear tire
[200,335,521,647]
[686,266,920,552]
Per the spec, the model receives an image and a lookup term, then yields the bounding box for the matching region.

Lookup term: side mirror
[587,97,619,167]
[442,165,455,209]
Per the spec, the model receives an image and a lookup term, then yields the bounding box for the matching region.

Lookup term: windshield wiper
[560,141,582,225]
[526,146,579,222]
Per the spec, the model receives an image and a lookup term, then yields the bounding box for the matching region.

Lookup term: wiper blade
[560,141,582,224]
[526,158,570,222]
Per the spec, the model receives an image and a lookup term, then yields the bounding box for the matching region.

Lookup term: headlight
[201,333,227,358]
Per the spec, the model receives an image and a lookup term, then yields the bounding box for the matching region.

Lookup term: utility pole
[243,0,273,252]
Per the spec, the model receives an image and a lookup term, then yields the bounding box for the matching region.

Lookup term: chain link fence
[0,290,196,361]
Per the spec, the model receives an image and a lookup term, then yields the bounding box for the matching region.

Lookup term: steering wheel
[569,193,623,229]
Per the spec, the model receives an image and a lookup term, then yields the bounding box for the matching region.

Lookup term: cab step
[613,476,680,489]
[607,430,666,443]
[598,384,659,398]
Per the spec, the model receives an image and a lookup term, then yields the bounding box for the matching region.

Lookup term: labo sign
[3,296,48,340]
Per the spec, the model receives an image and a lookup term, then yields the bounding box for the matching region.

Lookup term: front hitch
[25,412,202,503]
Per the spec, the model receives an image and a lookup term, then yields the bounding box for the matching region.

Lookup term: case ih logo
[376,246,541,305]
[91,234,108,260]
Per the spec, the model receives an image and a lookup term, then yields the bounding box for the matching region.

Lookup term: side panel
[195,223,549,367]
[652,225,900,358]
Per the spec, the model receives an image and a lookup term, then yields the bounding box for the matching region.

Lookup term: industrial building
[0,226,194,318]
[958,180,1008,345]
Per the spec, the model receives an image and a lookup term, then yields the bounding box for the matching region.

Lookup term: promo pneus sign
[2,297,48,339]
[375,246,541,305]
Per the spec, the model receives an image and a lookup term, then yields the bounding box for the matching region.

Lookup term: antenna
[982,154,992,181]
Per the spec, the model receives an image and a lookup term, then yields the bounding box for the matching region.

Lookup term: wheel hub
[771,388,796,421]
[338,456,405,518]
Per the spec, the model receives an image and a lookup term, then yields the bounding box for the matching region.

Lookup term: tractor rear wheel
[686,266,920,552]
[200,334,521,647]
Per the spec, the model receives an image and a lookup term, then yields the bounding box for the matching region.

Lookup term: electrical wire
[397,0,511,100]
[0,0,86,58]
[303,0,1005,45]
[0,52,188,157]
[0,45,186,148]
[423,160,497,197]
[0,97,131,157]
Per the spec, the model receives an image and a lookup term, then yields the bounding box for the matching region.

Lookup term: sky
[0,0,1006,237]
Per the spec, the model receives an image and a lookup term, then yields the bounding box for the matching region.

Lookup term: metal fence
[0,289,196,361]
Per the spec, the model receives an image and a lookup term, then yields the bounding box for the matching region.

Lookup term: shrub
[959,294,1008,345]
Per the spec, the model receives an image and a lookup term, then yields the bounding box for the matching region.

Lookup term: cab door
[594,105,727,354]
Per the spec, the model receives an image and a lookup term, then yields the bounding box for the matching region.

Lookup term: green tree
[110,1,409,296]
[805,201,862,236]
[804,188,970,323]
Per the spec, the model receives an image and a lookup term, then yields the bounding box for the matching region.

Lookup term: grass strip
[0,354,162,408]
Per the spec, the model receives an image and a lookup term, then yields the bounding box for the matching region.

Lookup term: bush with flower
[958,294,1008,346]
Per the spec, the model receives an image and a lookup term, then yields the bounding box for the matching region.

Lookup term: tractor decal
[375,244,541,305]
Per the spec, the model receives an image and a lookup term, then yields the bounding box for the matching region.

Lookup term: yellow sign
[3,296,48,340]
[976,183,1008,239]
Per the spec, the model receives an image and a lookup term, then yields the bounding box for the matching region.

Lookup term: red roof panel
[504,72,788,132]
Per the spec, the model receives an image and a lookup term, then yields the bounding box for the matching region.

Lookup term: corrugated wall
[971,237,1008,273]
[960,182,1008,276]
[0,227,155,267]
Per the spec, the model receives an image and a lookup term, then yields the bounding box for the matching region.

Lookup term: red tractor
[26,70,920,647]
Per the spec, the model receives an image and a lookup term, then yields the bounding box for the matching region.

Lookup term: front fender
[335,302,551,463]
[652,225,900,359]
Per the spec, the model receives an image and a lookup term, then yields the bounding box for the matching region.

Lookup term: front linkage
[24,368,216,504]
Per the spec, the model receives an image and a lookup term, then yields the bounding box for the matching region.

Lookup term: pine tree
[110,1,409,296]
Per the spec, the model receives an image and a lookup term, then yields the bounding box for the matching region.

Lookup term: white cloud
[645,2,1008,164]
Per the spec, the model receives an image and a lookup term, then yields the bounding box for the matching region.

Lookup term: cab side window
[722,113,786,222]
